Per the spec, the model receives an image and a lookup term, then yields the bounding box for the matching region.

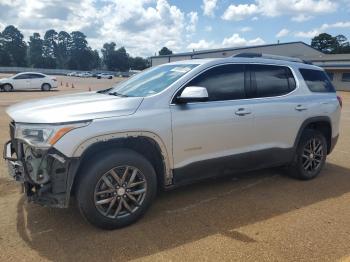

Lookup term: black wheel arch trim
[293,116,334,154]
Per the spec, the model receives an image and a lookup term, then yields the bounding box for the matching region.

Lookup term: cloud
[222,4,259,21]
[0,0,204,57]
[294,21,350,38]
[276,28,289,38]
[222,0,338,21]
[187,39,216,50]
[222,34,265,47]
[240,26,252,32]
[291,14,313,22]
[205,25,213,32]
[201,0,218,17]
[186,11,198,33]
[187,33,265,50]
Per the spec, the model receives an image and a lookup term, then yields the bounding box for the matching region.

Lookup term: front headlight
[15,121,91,148]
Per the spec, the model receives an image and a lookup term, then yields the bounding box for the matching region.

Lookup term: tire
[41,83,51,91]
[76,149,157,230]
[108,76,112,79]
[3,84,13,92]
[288,129,327,180]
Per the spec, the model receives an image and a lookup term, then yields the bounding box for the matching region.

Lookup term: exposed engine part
[24,145,50,184]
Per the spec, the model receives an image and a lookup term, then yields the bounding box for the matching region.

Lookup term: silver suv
[4,54,341,229]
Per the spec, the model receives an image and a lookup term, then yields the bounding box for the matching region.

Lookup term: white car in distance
[97,73,113,79]
[0,72,58,91]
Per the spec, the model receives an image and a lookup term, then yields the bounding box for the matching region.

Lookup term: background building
[150,42,350,91]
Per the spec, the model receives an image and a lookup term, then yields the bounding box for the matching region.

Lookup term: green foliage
[311,33,350,54]
[129,56,149,70]
[0,25,27,66]
[28,33,44,68]
[158,46,173,55]
[0,24,151,71]
[102,43,131,71]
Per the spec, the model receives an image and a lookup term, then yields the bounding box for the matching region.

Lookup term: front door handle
[235,108,251,116]
[295,105,307,111]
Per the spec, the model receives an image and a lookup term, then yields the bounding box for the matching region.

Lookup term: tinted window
[342,73,350,82]
[299,68,335,92]
[251,65,295,98]
[14,74,30,80]
[29,74,45,79]
[326,71,334,81]
[186,64,246,101]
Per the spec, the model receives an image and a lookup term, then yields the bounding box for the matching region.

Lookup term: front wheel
[77,149,157,229]
[3,84,13,92]
[288,129,327,180]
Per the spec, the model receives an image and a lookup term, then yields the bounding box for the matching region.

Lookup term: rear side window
[186,64,246,101]
[29,74,45,79]
[250,65,296,98]
[299,68,335,93]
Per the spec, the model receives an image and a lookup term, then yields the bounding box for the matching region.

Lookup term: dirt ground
[0,74,350,262]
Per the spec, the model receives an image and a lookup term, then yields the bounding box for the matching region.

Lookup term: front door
[170,64,255,184]
[14,74,31,89]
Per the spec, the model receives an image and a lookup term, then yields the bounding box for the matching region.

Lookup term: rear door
[13,74,31,89]
[247,64,306,167]
[170,64,255,183]
[29,73,45,89]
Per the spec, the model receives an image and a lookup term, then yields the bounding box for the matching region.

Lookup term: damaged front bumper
[3,139,80,208]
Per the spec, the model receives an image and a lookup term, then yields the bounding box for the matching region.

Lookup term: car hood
[0,77,10,83]
[6,92,144,124]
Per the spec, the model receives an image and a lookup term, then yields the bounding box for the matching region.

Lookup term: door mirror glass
[176,86,209,103]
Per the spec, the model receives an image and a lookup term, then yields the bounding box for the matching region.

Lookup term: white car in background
[97,73,113,79]
[67,72,77,76]
[80,72,93,78]
[0,72,57,91]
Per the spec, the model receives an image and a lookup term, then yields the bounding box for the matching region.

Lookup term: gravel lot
[0,74,350,261]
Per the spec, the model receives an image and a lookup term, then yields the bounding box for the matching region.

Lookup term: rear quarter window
[299,68,335,93]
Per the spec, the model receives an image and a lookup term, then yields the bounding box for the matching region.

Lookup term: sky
[0,0,349,57]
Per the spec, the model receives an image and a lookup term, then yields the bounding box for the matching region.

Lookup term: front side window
[299,68,335,92]
[185,64,246,101]
[342,73,350,82]
[108,64,198,97]
[251,64,295,98]
[14,74,30,80]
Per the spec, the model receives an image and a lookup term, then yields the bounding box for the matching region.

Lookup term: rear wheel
[77,149,157,229]
[3,84,12,92]
[288,129,327,180]
[41,83,51,91]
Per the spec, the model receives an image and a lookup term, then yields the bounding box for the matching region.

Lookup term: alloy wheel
[301,137,324,172]
[94,165,147,219]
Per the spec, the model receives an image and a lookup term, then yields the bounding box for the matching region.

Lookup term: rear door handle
[295,105,307,111]
[235,108,251,116]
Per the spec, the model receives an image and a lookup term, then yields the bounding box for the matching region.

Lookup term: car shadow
[16,163,350,261]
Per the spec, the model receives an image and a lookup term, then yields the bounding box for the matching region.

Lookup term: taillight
[337,95,342,108]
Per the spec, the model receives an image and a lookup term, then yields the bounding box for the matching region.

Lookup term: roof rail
[233,52,312,64]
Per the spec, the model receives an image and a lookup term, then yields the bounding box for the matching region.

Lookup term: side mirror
[176,86,209,103]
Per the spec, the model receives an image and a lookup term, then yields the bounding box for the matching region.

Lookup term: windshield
[106,64,198,97]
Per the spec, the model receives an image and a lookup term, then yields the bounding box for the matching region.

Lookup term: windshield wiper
[108,91,129,97]
[97,88,112,94]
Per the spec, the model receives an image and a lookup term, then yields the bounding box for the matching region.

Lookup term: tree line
[0,25,151,71]
[311,33,350,54]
